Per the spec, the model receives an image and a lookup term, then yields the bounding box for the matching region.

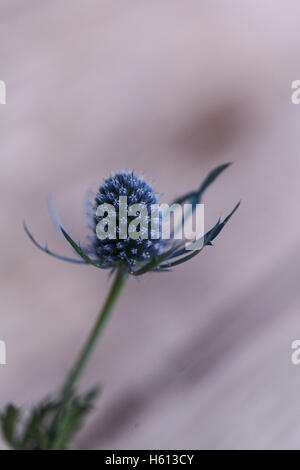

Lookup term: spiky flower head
[24,164,240,276]
[91,172,162,270]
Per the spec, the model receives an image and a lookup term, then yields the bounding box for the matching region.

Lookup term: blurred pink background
[1,0,300,449]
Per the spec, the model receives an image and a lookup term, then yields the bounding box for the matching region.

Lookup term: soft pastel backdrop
[1,0,300,449]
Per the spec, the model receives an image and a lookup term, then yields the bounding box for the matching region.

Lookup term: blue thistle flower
[24,164,240,275]
[90,172,161,270]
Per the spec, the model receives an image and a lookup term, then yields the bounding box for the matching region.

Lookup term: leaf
[20,399,59,450]
[158,201,240,269]
[205,201,241,244]
[132,239,188,276]
[49,387,100,450]
[47,195,87,261]
[0,404,20,449]
[155,163,234,262]
[23,221,88,265]
[59,226,102,268]
[172,163,231,206]
[1,388,100,450]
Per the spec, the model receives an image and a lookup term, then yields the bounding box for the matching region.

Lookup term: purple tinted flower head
[91,172,162,270]
[24,165,240,276]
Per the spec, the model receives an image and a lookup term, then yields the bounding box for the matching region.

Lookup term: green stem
[51,268,128,449]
